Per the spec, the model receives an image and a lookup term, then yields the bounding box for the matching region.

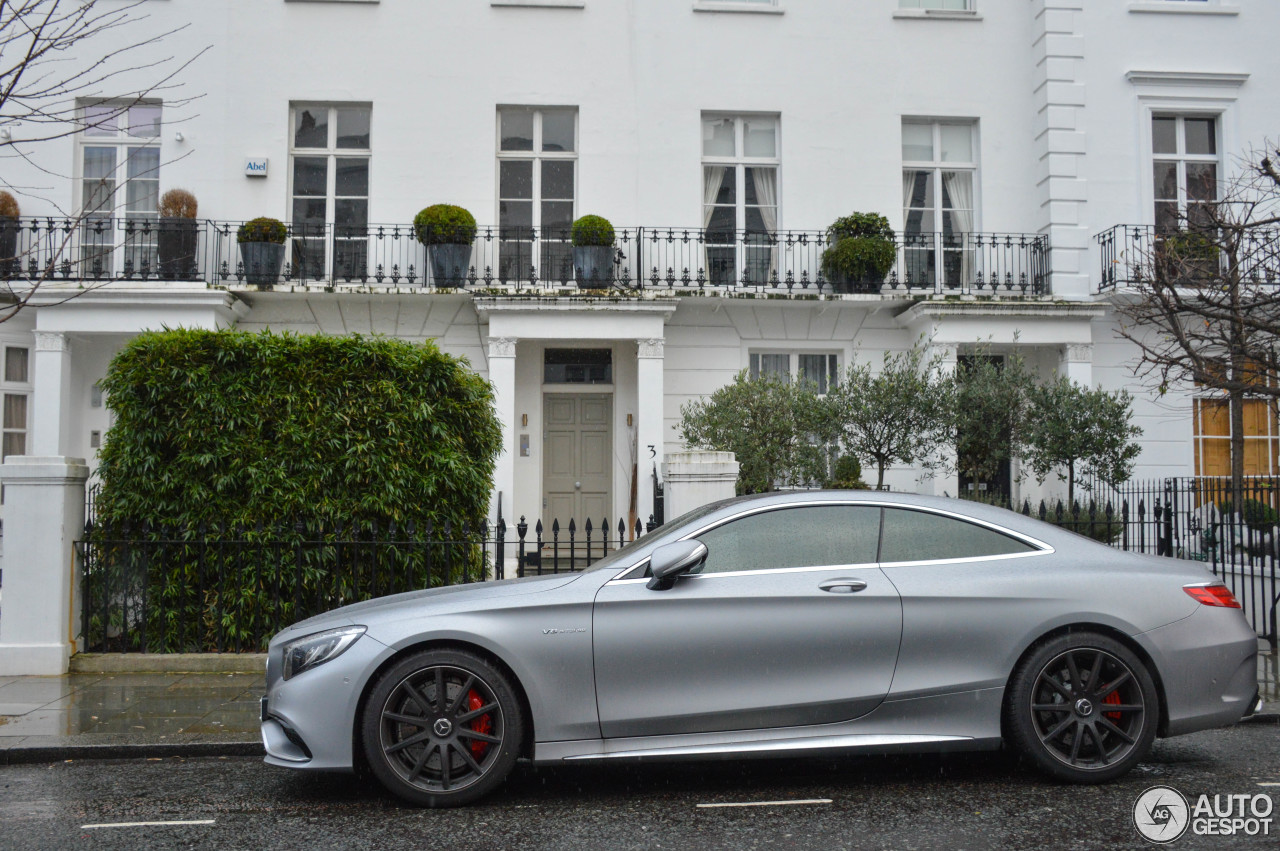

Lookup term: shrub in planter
[820,212,896,294]
[236,216,287,287]
[157,188,198,280]
[571,214,615,288]
[0,190,19,278]
[827,454,869,490]
[414,204,477,286]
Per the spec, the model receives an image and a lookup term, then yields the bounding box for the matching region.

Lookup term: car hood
[278,572,584,636]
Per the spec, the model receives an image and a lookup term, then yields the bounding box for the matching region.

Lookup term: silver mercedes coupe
[260,491,1261,807]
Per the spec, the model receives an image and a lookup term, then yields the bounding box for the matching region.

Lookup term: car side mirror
[646,540,708,590]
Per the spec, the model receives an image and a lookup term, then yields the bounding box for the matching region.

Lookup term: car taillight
[1184,583,1242,609]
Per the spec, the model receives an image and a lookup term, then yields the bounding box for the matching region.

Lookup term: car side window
[694,505,881,574]
[879,508,1036,563]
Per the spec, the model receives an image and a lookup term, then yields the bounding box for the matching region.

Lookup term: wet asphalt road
[1,718,1277,850]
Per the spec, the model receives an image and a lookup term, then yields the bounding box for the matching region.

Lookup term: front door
[543,393,611,523]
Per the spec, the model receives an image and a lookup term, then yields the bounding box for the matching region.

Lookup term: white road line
[697,799,833,809]
[1258,782,1280,787]
[80,820,216,829]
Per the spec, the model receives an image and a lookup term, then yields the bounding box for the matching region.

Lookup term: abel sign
[244,158,268,177]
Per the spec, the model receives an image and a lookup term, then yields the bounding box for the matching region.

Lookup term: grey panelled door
[543,393,611,522]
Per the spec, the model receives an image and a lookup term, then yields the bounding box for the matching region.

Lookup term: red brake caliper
[467,690,492,759]
[1103,689,1122,722]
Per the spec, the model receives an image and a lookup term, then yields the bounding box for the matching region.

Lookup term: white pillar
[0,456,90,674]
[929,343,960,498]
[487,336,517,525]
[1060,343,1093,387]
[636,338,665,530]
[32,331,73,456]
[663,451,739,520]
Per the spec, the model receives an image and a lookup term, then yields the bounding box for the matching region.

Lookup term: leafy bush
[820,212,896,284]
[1217,498,1279,532]
[0,190,19,218]
[414,204,477,246]
[236,217,286,244]
[827,455,869,490]
[571,214,614,247]
[92,330,502,651]
[159,188,198,219]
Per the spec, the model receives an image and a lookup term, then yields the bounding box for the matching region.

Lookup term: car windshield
[582,499,730,573]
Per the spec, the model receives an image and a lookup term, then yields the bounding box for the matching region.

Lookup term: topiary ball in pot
[571,214,615,288]
[0,190,20,279]
[821,212,896,294]
[414,204,477,287]
[236,216,287,288]
[157,189,199,280]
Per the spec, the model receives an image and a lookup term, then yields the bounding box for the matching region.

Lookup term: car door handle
[819,578,867,594]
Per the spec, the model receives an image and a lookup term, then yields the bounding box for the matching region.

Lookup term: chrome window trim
[606,499,1053,585]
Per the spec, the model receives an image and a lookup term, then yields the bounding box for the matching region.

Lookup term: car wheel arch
[351,638,536,771]
[1001,623,1171,740]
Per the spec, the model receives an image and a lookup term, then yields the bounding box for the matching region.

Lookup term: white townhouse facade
[1,0,1278,538]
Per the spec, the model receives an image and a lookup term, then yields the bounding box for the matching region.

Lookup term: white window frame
[2,344,31,462]
[693,1,784,14]
[895,0,979,19]
[288,102,373,283]
[496,106,578,282]
[1150,113,1221,232]
[702,112,781,286]
[901,119,980,287]
[748,350,839,394]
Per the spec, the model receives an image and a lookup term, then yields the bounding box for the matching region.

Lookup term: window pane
[902,122,933,161]
[880,508,1035,562]
[541,109,576,152]
[3,394,26,429]
[542,160,574,200]
[705,205,735,233]
[2,431,24,459]
[335,158,369,196]
[1153,161,1178,201]
[293,157,327,196]
[127,105,162,138]
[743,118,776,158]
[291,198,326,226]
[1152,117,1177,154]
[940,171,972,210]
[708,166,735,205]
[1186,162,1217,203]
[1185,118,1216,156]
[499,199,533,229]
[696,506,881,574]
[334,198,368,229]
[757,353,789,379]
[541,200,574,232]
[125,179,158,215]
[5,348,28,383]
[83,147,117,180]
[939,124,972,162]
[336,106,371,149]
[84,106,118,137]
[500,108,534,151]
[126,146,160,180]
[500,160,533,199]
[1154,201,1180,232]
[799,354,834,394]
[702,117,735,157]
[294,106,329,148]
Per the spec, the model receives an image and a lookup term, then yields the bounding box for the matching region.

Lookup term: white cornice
[472,297,679,321]
[1125,70,1250,89]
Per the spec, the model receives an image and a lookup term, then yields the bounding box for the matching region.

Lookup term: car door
[591,503,903,740]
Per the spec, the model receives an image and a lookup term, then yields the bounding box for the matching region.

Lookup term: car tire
[361,648,524,807]
[1004,632,1159,783]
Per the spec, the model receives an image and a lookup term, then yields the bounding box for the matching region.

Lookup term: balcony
[1096,224,1280,293]
[0,218,1050,298]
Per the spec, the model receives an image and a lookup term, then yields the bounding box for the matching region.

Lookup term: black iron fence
[1096,224,1280,292]
[2,217,1049,297]
[78,512,649,653]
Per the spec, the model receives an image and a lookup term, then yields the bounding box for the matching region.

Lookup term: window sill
[491,0,585,8]
[892,10,982,22]
[1128,3,1239,16]
[692,3,784,15]
[286,0,380,4]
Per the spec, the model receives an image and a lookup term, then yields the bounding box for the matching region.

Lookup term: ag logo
[1134,785,1191,844]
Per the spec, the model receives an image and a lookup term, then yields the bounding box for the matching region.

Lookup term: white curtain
[943,170,974,288]
[702,166,726,229]
[752,167,778,281]
[903,171,923,286]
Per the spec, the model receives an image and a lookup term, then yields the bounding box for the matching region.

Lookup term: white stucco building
[1,0,1276,539]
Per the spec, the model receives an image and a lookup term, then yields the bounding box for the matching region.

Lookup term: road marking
[697,799,832,809]
[80,820,215,829]
[1258,782,1280,787]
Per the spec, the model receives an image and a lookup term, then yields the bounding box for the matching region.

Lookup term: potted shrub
[571,214,615,288]
[157,188,198,280]
[237,217,287,287]
[820,212,896,294]
[414,204,476,286]
[0,191,19,279]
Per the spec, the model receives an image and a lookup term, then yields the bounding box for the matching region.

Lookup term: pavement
[1,643,1277,766]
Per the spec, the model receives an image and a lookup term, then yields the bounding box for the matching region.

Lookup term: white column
[32,330,73,456]
[487,336,517,525]
[636,338,665,530]
[0,456,90,674]
[1060,343,1093,386]
[663,451,739,519]
[929,342,960,498]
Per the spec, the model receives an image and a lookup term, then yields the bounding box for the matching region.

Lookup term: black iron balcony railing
[1096,224,1280,293]
[0,217,1050,297]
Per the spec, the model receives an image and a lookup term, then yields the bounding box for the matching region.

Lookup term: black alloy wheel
[362,649,523,807]
[1005,632,1158,783]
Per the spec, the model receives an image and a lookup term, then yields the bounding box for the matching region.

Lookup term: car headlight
[282,625,367,681]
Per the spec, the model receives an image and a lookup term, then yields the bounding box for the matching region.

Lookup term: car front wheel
[361,648,523,807]
[1005,632,1158,783]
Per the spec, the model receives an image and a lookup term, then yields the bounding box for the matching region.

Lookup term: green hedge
[90,330,501,650]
